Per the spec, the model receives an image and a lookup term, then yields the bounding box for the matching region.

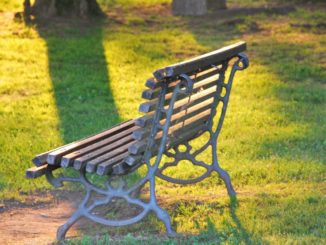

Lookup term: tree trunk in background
[207,0,227,10]
[172,0,207,16]
[25,0,103,18]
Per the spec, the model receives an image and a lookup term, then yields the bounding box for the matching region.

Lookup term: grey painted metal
[43,52,249,241]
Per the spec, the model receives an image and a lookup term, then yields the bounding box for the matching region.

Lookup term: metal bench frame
[29,43,249,240]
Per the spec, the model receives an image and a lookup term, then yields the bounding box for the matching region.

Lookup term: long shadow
[183,197,267,244]
[34,18,120,143]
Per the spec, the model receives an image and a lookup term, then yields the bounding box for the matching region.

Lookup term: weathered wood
[136,92,215,128]
[143,67,219,99]
[26,164,59,179]
[133,98,214,141]
[128,141,148,155]
[139,84,217,113]
[135,113,155,128]
[60,126,139,168]
[124,155,143,167]
[140,70,218,113]
[145,66,219,91]
[125,122,207,168]
[32,150,54,167]
[129,109,210,155]
[47,120,135,165]
[154,42,246,81]
[96,152,129,176]
[85,141,135,173]
[73,135,135,171]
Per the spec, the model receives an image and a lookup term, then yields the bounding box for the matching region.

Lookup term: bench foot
[153,205,176,236]
[214,165,236,197]
[57,211,83,241]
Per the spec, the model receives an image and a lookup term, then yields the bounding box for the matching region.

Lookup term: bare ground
[0,191,89,245]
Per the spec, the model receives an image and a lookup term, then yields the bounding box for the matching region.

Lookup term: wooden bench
[26,41,249,240]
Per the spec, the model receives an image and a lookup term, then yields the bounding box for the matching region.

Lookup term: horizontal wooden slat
[60,125,139,168]
[129,109,210,155]
[143,66,220,96]
[47,120,135,165]
[139,84,217,113]
[26,165,60,179]
[128,141,147,155]
[96,152,129,176]
[135,113,154,128]
[124,155,143,167]
[73,135,135,171]
[140,73,218,113]
[135,91,215,129]
[32,150,52,167]
[112,159,143,176]
[133,97,214,141]
[125,122,207,170]
[85,141,135,173]
[154,41,246,80]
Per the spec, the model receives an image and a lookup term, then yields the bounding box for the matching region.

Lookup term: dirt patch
[0,191,90,245]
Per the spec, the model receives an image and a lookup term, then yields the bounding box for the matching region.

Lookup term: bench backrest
[124,42,247,169]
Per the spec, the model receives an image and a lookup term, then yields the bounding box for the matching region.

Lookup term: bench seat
[26,120,142,177]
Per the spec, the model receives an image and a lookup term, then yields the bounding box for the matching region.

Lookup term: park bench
[26,41,249,241]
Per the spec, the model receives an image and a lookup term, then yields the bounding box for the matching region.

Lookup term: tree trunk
[207,0,227,10]
[25,0,103,18]
[172,0,207,16]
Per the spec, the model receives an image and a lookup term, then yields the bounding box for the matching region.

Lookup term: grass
[0,0,325,244]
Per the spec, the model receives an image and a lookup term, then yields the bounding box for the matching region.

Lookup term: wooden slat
[140,74,218,113]
[26,165,60,179]
[60,125,139,168]
[113,159,145,176]
[128,141,147,155]
[85,141,135,173]
[136,92,215,129]
[133,97,214,141]
[139,84,217,113]
[73,135,135,171]
[32,150,53,167]
[125,122,207,170]
[154,41,246,80]
[143,66,219,97]
[166,123,207,149]
[47,120,135,165]
[96,152,129,176]
[135,113,154,128]
[124,155,143,167]
[129,109,210,155]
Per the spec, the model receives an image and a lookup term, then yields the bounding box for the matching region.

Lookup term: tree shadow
[185,197,267,244]
[30,17,121,143]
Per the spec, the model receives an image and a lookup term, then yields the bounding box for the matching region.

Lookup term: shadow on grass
[171,197,266,244]
[34,18,121,143]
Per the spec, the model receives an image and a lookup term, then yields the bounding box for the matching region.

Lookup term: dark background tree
[172,0,227,16]
[172,0,207,16]
[207,0,227,10]
[24,0,103,18]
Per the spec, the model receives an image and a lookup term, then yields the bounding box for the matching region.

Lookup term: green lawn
[0,0,325,244]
